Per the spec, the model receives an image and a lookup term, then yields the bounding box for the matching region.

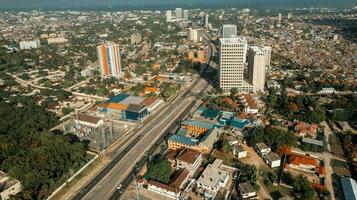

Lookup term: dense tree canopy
[0,96,88,199]
[147,159,172,184]
[247,127,298,151]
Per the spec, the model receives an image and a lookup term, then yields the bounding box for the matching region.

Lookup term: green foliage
[235,162,257,184]
[130,83,145,96]
[0,96,87,199]
[62,107,75,115]
[147,159,172,184]
[263,171,278,187]
[291,175,316,200]
[173,60,200,74]
[160,82,179,99]
[247,127,297,151]
[267,92,326,124]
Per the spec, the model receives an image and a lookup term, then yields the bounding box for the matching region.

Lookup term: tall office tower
[278,13,282,22]
[204,14,209,27]
[263,46,272,70]
[175,8,183,20]
[287,12,292,20]
[188,28,199,42]
[183,10,189,20]
[97,42,122,78]
[165,10,172,22]
[248,46,266,92]
[222,24,237,38]
[219,37,250,92]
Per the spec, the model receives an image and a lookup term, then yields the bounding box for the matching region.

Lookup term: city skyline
[1,0,356,10]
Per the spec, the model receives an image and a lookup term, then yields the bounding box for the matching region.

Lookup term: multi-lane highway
[70,25,218,200]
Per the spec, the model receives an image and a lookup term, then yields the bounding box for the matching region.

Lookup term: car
[117,184,122,190]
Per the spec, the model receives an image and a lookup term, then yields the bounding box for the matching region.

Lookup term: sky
[0,0,355,10]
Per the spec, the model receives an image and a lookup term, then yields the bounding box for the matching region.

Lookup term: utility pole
[134,174,140,200]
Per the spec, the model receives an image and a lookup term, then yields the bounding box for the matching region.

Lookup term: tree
[230,88,238,97]
[291,175,316,200]
[147,159,172,184]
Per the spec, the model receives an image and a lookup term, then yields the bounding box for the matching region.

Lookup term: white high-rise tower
[165,10,172,22]
[219,37,252,92]
[248,46,266,92]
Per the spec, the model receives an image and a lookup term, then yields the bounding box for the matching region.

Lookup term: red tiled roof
[288,155,318,167]
[169,169,189,189]
[176,149,201,164]
[148,180,176,192]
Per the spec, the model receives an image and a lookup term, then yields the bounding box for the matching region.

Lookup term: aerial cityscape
[0,1,356,200]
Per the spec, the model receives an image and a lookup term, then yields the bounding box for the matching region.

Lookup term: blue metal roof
[182,120,214,129]
[168,134,197,146]
[108,93,130,103]
[341,177,357,200]
[230,117,250,129]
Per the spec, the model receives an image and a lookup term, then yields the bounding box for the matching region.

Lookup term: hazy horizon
[1,0,356,11]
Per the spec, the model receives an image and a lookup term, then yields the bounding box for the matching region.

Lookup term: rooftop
[302,137,324,147]
[197,159,228,189]
[256,143,270,151]
[238,182,256,194]
[77,114,101,124]
[182,120,214,130]
[176,149,201,164]
[200,127,221,150]
[148,180,176,193]
[121,96,145,105]
[265,152,281,162]
[108,93,130,103]
[288,155,318,167]
[220,37,247,45]
[126,104,146,112]
[169,169,190,189]
[168,134,197,146]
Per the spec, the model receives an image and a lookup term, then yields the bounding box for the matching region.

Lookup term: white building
[219,37,253,92]
[176,149,203,175]
[248,46,266,93]
[188,28,199,42]
[197,159,230,199]
[19,40,41,50]
[238,182,257,199]
[255,143,271,155]
[263,46,272,70]
[278,13,282,22]
[165,10,172,22]
[175,8,183,20]
[47,37,68,44]
[183,10,189,20]
[233,144,247,159]
[204,14,209,27]
[318,87,335,94]
[0,171,21,200]
[264,152,281,168]
[222,24,237,38]
[147,180,180,199]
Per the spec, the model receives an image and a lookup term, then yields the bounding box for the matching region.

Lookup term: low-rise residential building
[0,171,21,200]
[238,182,258,199]
[287,155,318,173]
[294,122,318,138]
[240,94,259,114]
[168,134,198,151]
[233,144,247,159]
[147,180,180,199]
[176,149,203,175]
[197,159,229,199]
[263,152,281,168]
[19,40,41,50]
[255,143,271,155]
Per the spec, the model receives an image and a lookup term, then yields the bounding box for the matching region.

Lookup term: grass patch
[211,149,237,166]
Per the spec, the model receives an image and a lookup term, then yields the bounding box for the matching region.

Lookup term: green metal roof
[182,120,214,129]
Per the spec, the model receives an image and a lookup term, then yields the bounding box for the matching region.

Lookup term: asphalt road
[70,25,217,200]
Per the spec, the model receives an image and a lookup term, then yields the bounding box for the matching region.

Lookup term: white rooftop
[220,37,247,45]
[197,159,228,189]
